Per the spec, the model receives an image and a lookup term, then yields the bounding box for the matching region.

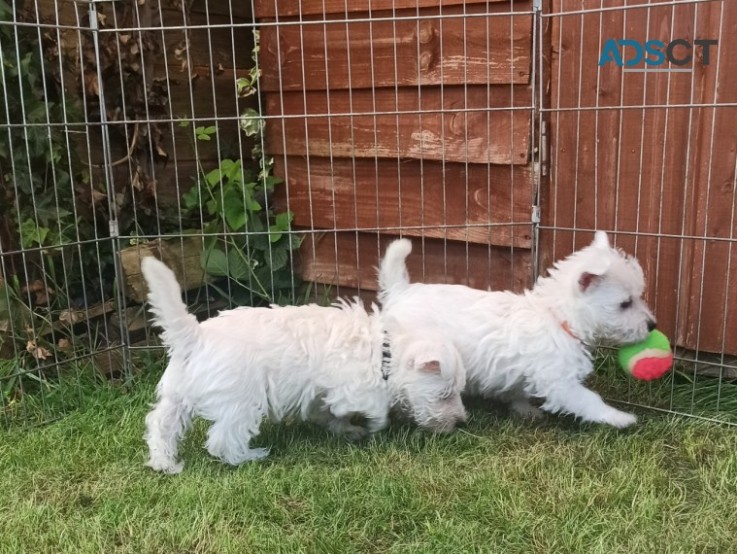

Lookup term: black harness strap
[380,333,391,381]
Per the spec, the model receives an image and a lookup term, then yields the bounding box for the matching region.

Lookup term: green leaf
[246,198,262,212]
[224,200,247,231]
[289,234,304,250]
[268,225,283,244]
[275,211,293,229]
[205,168,222,187]
[20,218,49,248]
[202,248,228,277]
[195,125,217,141]
[205,199,217,216]
[264,175,283,189]
[240,108,263,137]
[266,247,288,272]
[182,187,200,210]
[226,248,251,281]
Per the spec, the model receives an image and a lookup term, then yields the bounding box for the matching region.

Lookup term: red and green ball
[618,329,673,381]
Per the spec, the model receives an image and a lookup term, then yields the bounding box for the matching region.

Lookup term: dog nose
[647,319,657,332]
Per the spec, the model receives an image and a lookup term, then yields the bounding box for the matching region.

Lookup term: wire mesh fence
[0,0,734,428]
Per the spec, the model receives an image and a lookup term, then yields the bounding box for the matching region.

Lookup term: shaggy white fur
[378,232,656,428]
[142,257,466,473]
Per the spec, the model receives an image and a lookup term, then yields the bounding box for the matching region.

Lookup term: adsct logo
[598,38,718,72]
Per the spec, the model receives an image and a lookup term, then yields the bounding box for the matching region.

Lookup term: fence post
[85,0,132,380]
[530,0,544,285]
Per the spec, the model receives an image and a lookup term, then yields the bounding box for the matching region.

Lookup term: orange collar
[560,321,581,342]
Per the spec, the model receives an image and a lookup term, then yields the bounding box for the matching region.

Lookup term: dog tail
[378,238,412,303]
[141,256,201,355]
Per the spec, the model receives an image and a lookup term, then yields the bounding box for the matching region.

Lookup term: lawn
[1,364,736,553]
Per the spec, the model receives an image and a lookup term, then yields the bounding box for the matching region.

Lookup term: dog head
[545,231,656,345]
[386,327,467,433]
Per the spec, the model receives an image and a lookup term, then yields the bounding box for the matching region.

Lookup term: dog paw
[331,421,369,441]
[242,447,270,461]
[509,400,544,420]
[146,458,184,474]
[604,410,637,428]
[344,427,369,441]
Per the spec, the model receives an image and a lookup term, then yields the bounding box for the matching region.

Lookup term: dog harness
[380,333,391,380]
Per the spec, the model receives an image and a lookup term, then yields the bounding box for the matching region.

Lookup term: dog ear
[579,248,612,290]
[417,359,442,374]
[592,231,610,250]
[578,272,601,292]
[578,253,611,291]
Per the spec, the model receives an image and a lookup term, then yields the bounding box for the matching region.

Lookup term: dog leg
[144,394,192,474]
[364,411,389,434]
[541,382,637,428]
[325,392,390,437]
[205,416,269,466]
[328,416,370,441]
[508,397,545,420]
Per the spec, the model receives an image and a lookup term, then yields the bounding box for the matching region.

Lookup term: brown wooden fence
[546,0,737,355]
[258,0,736,356]
[256,0,536,297]
[36,0,736,357]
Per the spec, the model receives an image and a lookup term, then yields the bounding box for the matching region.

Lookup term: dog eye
[620,298,633,309]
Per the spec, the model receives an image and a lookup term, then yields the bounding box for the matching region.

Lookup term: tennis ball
[618,329,673,381]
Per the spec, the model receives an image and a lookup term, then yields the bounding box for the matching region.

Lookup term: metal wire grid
[541,0,736,422]
[1,0,126,425]
[0,0,733,426]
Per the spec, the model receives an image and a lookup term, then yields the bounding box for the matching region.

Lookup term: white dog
[378,232,656,428]
[142,257,466,473]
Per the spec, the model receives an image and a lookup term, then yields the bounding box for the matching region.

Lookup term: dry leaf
[59,310,82,326]
[22,279,52,306]
[132,169,142,191]
[58,338,72,351]
[26,341,52,360]
[90,189,107,206]
[85,74,99,97]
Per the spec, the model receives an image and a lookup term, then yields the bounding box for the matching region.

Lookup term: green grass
[1,366,736,553]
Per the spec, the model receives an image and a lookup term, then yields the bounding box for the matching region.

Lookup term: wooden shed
[257,0,737,357]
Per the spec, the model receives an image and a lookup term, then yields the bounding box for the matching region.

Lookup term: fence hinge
[531,205,540,224]
[532,0,543,12]
[540,119,548,177]
[109,219,120,238]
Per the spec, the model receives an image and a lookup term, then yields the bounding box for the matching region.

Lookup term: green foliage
[182,150,300,306]
[180,54,301,306]
[0,0,88,259]
[0,1,111,386]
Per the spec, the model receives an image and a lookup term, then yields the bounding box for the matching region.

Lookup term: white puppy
[378,232,656,428]
[142,257,466,473]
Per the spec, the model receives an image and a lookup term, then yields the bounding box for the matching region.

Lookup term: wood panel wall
[546,0,737,354]
[257,0,535,297]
